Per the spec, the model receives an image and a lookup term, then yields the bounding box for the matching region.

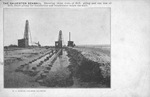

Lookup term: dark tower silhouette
[55,30,62,48]
[18,20,29,47]
[67,32,75,47]
[24,20,29,47]
[55,30,63,55]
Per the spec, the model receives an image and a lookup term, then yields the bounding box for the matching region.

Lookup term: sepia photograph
[4,8,111,88]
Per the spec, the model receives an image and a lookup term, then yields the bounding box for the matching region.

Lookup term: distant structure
[55,30,62,48]
[67,32,75,47]
[34,41,41,47]
[18,20,29,47]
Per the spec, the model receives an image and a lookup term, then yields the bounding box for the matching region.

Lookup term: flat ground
[4,47,51,87]
[4,46,110,88]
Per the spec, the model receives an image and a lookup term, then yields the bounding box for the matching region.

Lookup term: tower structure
[55,30,63,48]
[18,20,29,47]
[67,32,75,47]
[24,20,29,46]
[69,32,71,41]
[58,30,62,42]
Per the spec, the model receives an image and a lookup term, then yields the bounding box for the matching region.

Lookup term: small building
[67,41,75,47]
[55,41,62,48]
[18,38,28,48]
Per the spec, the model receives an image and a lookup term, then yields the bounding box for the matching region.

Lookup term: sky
[4,8,110,46]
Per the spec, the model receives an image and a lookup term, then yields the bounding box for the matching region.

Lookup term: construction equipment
[18,20,41,48]
[18,20,29,47]
[34,41,41,47]
[55,30,63,48]
[67,32,75,47]
[55,30,63,55]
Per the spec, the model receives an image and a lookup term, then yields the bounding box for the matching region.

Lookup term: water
[42,49,73,87]
[50,49,70,72]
